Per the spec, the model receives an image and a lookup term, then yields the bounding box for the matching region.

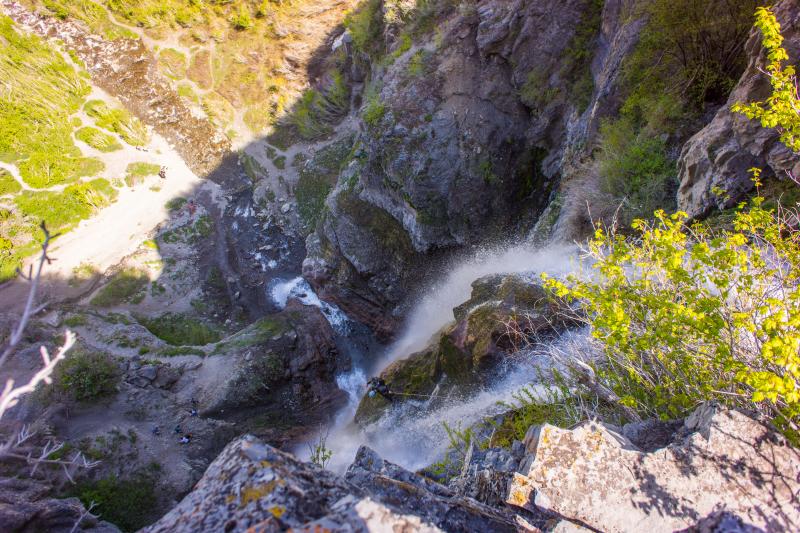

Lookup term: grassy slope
[0,14,136,280]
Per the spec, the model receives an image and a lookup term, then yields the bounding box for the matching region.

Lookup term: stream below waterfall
[272,244,582,473]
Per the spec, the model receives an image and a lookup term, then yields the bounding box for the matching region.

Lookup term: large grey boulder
[677,0,800,218]
[143,436,523,532]
[508,403,800,532]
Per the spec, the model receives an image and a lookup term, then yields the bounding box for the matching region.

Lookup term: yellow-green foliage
[0,169,21,196]
[31,0,138,39]
[733,7,800,153]
[14,178,118,233]
[125,161,161,186]
[85,100,149,147]
[0,15,107,189]
[344,0,384,56]
[157,48,187,79]
[543,200,800,440]
[75,126,123,152]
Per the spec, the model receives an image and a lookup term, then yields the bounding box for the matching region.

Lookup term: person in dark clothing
[367,377,394,402]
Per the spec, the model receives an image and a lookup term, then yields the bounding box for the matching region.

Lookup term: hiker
[174,425,182,434]
[187,199,196,217]
[151,425,160,436]
[180,434,192,444]
[190,408,198,417]
[159,166,167,179]
[367,377,394,402]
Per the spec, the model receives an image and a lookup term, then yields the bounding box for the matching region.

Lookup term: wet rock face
[143,436,521,533]
[0,478,120,533]
[355,274,571,424]
[508,402,800,532]
[677,0,800,218]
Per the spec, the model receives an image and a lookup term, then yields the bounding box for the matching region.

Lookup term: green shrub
[0,169,21,195]
[230,5,253,30]
[125,162,161,187]
[362,95,386,128]
[52,350,119,402]
[66,466,160,532]
[344,0,384,56]
[598,117,676,224]
[85,99,149,147]
[91,268,149,307]
[75,127,123,152]
[165,196,187,212]
[137,312,221,346]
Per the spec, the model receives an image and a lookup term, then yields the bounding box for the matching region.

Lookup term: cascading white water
[270,276,369,430]
[377,243,579,372]
[297,243,585,473]
[270,276,351,335]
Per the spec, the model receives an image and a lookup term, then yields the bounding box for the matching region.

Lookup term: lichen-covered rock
[144,436,521,532]
[507,403,800,532]
[345,446,521,532]
[0,478,120,533]
[677,0,800,218]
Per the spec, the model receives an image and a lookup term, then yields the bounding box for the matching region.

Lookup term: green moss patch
[138,312,222,346]
[91,267,149,307]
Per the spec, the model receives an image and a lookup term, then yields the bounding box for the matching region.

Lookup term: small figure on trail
[180,434,192,444]
[174,425,182,434]
[190,408,198,417]
[367,377,394,402]
[159,166,167,180]
[187,199,196,217]
[151,425,160,436]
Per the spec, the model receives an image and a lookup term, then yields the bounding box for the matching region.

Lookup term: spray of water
[294,243,584,472]
[377,243,579,372]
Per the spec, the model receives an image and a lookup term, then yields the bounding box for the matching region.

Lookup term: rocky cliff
[303,0,644,337]
[678,0,800,217]
[143,403,799,532]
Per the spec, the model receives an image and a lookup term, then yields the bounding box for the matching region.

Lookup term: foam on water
[270,277,351,334]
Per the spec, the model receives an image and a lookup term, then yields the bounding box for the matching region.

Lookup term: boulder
[143,436,520,532]
[197,301,349,443]
[677,0,800,218]
[507,403,800,532]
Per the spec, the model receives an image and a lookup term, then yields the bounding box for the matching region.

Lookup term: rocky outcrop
[199,300,349,443]
[143,435,527,532]
[355,274,572,424]
[303,0,646,333]
[508,402,800,532]
[0,478,120,533]
[677,0,800,218]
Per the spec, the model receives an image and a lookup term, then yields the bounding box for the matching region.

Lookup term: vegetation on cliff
[545,7,800,442]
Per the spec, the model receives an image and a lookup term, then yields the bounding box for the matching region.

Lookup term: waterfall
[292,243,587,473]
